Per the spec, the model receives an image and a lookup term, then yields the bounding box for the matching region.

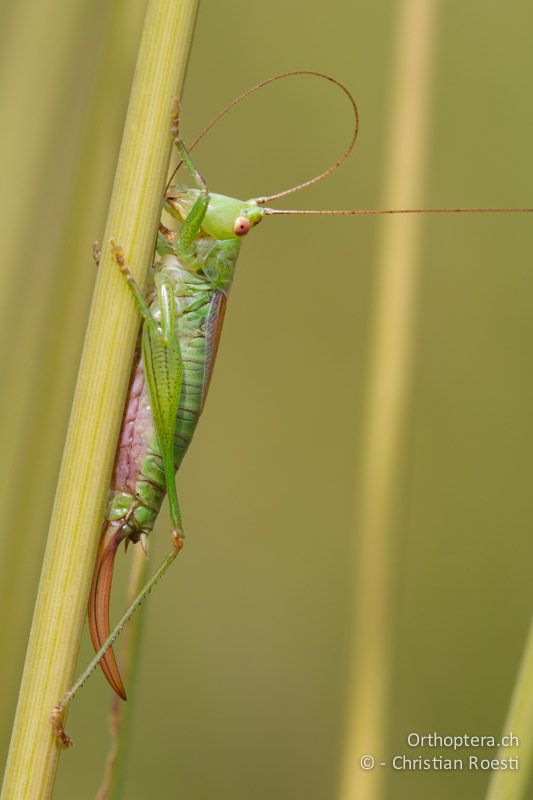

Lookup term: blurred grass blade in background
[339,2,439,798]
[485,616,533,800]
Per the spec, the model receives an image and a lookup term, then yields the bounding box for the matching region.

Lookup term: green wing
[141,273,183,533]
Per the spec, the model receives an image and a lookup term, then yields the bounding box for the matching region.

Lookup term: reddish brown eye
[234,216,251,236]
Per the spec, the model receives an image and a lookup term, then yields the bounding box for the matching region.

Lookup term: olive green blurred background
[1,1,532,798]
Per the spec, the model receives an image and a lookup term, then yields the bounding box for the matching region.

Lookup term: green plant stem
[485,617,533,800]
[0,1,199,797]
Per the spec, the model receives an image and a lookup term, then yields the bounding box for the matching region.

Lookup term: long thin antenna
[169,73,532,217]
[264,206,533,216]
[168,70,359,201]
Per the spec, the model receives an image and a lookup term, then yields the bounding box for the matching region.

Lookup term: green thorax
[165,186,265,241]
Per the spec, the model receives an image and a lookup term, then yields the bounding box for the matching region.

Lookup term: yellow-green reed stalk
[1,1,199,797]
[339,2,439,799]
[485,617,533,800]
